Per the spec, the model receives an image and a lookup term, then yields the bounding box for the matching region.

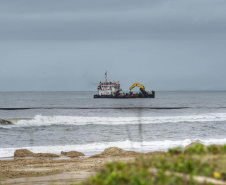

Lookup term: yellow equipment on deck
[129,82,145,91]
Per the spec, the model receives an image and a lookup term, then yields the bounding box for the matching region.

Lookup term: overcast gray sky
[0,0,226,91]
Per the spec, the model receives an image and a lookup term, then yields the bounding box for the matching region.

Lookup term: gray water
[0,91,226,157]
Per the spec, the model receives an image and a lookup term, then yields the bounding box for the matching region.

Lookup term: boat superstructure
[94,72,123,98]
[94,72,155,98]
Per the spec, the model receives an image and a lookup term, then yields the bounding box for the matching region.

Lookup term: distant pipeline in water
[0,107,189,111]
[1,107,226,111]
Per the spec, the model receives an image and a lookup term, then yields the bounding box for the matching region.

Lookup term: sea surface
[0,91,226,158]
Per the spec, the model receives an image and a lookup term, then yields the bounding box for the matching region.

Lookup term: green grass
[80,144,226,185]
[81,160,193,185]
[169,143,226,155]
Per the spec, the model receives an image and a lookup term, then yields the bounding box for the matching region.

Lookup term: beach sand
[0,157,135,185]
[0,147,150,185]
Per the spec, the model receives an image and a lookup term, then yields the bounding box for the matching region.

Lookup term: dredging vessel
[93,72,155,98]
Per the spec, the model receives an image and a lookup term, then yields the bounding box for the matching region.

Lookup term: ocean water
[0,91,226,158]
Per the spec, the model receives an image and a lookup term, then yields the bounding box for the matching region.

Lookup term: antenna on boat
[105,70,107,82]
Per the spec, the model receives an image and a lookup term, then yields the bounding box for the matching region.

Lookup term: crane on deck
[129,82,145,91]
[129,82,148,95]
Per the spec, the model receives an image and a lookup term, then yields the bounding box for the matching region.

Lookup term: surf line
[0,107,189,110]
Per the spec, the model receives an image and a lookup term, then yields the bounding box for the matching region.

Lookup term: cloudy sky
[0,0,225,91]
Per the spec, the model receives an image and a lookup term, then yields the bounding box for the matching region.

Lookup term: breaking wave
[2,113,226,127]
[0,119,13,125]
[1,138,226,158]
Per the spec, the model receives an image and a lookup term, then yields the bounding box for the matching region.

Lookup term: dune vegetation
[80,143,226,185]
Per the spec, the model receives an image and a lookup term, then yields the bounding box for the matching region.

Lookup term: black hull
[94,91,155,98]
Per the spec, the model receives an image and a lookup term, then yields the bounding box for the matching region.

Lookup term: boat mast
[105,70,107,82]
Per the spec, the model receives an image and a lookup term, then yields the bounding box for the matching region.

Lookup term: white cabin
[97,81,121,96]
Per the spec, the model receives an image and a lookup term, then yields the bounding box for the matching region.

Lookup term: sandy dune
[0,147,141,185]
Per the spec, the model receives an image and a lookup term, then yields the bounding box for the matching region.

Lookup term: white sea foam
[1,138,226,158]
[6,113,226,127]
